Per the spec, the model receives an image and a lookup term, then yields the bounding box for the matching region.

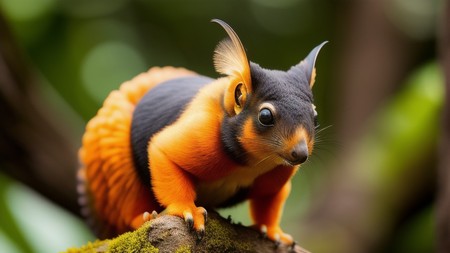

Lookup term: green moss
[63,222,159,253]
[204,217,252,252]
[107,222,158,253]
[63,240,109,253]
[175,245,191,253]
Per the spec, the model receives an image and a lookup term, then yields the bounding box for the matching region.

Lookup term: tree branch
[65,212,309,253]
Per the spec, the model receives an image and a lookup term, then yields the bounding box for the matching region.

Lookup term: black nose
[289,141,308,165]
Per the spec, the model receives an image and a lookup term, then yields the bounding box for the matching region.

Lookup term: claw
[289,241,297,252]
[202,208,208,223]
[258,225,293,245]
[197,225,205,240]
[143,211,151,222]
[151,210,158,219]
[184,212,194,230]
[226,215,232,223]
[260,225,267,238]
[164,204,207,234]
[273,233,281,248]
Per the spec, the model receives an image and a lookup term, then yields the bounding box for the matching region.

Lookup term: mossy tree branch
[66,212,309,253]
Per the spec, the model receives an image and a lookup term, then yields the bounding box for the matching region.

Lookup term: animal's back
[77,67,199,238]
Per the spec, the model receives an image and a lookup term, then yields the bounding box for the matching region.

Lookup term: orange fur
[240,118,276,161]
[145,77,244,230]
[78,67,196,237]
[249,165,297,244]
[283,127,314,156]
[149,77,240,182]
[310,68,316,88]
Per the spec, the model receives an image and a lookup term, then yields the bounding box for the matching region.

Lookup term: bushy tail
[77,67,196,238]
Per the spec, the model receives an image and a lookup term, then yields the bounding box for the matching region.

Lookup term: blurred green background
[0,0,446,252]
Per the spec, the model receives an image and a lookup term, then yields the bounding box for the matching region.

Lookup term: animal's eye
[258,108,274,126]
[235,83,243,107]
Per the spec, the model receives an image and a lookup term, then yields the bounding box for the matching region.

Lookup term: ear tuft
[212,19,251,87]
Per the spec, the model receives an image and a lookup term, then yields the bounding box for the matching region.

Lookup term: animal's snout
[286,140,308,165]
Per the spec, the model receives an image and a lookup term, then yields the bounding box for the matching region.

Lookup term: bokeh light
[81,41,147,103]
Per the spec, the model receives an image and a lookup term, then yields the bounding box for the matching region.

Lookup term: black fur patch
[249,62,316,137]
[131,76,213,186]
[220,110,249,165]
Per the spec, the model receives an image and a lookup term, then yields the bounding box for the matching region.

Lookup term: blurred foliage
[0,174,93,252]
[345,63,442,252]
[0,0,444,252]
[0,0,334,124]
[358,63,443,190]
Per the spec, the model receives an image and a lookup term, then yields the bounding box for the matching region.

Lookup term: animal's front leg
[250,181,293,244]
[249,166,297,245]
[149,144,207,237]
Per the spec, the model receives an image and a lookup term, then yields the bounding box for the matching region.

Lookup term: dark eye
[258,108,274,126]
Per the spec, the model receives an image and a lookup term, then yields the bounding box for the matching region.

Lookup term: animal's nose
[288,140,308,165]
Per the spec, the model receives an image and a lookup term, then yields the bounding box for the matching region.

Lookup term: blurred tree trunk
[437,1,450,252]
[299,1,436,252]
[334,0,420,141]
[335,0,419,144]
[0,14,79,215]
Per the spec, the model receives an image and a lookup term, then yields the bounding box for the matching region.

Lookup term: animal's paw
[130,211,159,229]
[142,210,159,222]
[164,203,208,239]
[257,225,294,246]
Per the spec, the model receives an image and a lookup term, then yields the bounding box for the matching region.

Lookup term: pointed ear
[212,19,252,115]
[299,41,327,88]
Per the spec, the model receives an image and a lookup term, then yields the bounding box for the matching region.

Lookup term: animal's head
[213,19,326,167]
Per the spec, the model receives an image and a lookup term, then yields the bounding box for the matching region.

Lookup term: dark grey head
[212,19,326,166]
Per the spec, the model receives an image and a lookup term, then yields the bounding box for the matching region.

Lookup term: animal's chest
[195,163,276,207]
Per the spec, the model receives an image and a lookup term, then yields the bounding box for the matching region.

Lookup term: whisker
[253,153,277,167]
[315,124,333,135]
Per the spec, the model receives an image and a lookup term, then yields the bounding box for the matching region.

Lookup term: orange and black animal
[78,19,326,245]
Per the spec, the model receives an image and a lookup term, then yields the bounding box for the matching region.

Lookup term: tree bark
[66,212,309,253]
[437,0,450,252]
[298,1,437,252]
[334,0,419,142]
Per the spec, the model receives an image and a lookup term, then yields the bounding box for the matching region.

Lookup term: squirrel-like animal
[78,19,326,245]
